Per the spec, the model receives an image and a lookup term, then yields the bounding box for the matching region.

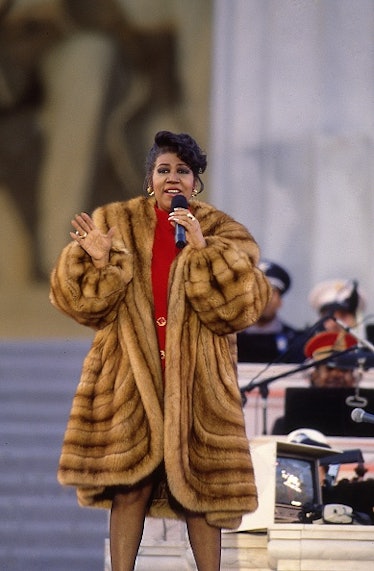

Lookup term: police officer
[237,260,304,363]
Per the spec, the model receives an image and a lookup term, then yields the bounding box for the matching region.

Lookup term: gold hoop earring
[147,186,154,196]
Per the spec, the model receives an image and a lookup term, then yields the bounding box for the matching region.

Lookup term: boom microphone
[171,195,188,249]
[351,408,374,425]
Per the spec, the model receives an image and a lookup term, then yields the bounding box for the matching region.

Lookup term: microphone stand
[240,345,360,435]
[238,313,333,431]
[334,318,374,353]
[333,319,374,408]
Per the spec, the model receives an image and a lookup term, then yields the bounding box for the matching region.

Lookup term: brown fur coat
[50,196,271,529]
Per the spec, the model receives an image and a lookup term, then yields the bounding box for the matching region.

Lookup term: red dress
[151,206,180,372]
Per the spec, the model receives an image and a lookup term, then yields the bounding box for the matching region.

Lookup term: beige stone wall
[0,0,212,338]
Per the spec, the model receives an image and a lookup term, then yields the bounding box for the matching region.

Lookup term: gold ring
[76,231,87,238]
[187,213,195,221]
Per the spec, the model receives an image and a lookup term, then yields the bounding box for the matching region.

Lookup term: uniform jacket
[50,196,271,529]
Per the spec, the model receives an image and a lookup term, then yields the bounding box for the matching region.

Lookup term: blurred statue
[0,0,181,279]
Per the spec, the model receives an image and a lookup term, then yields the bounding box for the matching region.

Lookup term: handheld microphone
[171,195,188,249]
[351,407,374,425]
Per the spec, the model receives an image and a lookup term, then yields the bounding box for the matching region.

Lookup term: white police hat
[309,279,366,315]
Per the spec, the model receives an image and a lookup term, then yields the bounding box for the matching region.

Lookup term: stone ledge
[267,524,374,571]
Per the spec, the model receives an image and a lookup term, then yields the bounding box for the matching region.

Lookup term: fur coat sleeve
[50,196,271,529]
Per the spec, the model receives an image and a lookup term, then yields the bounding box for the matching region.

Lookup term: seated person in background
[308,278,366,333]
[306,331,358,389]
[237,260,304,363]
[308,280,374,370]
[271,330,358,434]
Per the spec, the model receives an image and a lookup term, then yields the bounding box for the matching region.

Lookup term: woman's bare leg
[186,513,221,571]
[109,481,153,571]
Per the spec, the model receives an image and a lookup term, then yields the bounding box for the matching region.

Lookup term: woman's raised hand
[70,212,116,268]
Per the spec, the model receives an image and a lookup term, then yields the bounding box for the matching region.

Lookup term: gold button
[156,316,167,327]
[160,350,165,360]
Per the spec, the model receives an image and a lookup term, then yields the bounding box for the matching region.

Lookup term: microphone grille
[351,408,364,423]
[171,195,188,210]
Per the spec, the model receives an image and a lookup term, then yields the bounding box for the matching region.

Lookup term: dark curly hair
[144,131,207,194]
